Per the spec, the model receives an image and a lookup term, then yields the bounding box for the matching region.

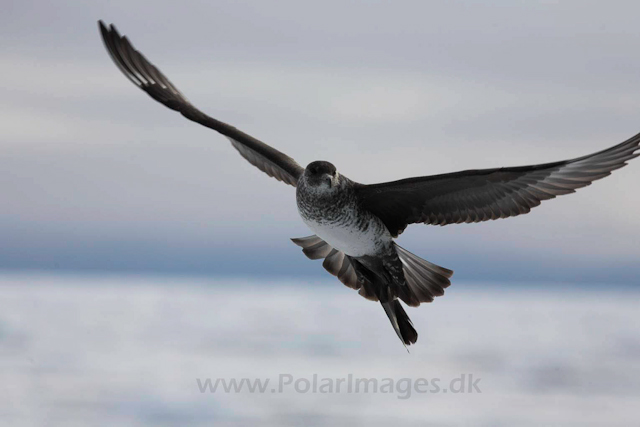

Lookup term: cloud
[1,0,640,279]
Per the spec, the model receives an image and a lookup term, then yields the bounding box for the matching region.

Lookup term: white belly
[301,216,387,257]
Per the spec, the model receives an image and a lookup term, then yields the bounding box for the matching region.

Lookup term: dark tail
[394,243,453,306]
[291,235,421,347]
[381,300,418,347]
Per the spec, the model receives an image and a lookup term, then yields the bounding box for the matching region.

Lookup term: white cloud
[1,0,640,275]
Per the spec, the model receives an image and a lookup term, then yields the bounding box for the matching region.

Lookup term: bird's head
[304,161,339,190]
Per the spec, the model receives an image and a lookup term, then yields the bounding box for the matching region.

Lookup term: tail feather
[292,235,451,347]
[291,235,333,260]
[395,243,453,306]
[291,235,359,289]
[381,300,418,347]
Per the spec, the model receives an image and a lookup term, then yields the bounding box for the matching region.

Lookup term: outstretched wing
[98,21,304,187]
[356,133,640,236]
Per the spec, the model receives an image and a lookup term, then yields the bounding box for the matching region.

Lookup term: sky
[2,0,640,282]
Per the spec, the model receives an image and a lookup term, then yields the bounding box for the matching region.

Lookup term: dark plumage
[98,21,640,347]
[356,138,640,236]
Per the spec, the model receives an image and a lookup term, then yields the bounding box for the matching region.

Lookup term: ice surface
[0,273,638,426]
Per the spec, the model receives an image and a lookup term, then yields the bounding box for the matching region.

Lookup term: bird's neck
[296,175,356,219]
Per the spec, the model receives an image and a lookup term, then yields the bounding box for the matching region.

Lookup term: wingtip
[97,21,111,50]
[97,20,121,38]
[98,20,114,40]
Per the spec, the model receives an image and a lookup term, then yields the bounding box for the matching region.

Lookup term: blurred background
[1,1,640,425]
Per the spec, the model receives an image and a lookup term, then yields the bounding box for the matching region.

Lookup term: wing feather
[357,133,640,236]
[98,21,304,187]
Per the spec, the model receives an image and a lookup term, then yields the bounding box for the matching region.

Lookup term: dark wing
[98,21,304,187]
[356,133,640,236]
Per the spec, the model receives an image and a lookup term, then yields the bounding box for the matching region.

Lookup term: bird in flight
[98,21,640,347]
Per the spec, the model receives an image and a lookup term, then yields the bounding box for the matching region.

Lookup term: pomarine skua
[98,21,640,347]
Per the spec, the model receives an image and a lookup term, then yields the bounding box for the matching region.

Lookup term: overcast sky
[2,0,640,282]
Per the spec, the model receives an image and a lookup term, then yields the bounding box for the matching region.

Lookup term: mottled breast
[296,177,391,257]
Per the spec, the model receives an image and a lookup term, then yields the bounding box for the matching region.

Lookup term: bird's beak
[322,173,333,187]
